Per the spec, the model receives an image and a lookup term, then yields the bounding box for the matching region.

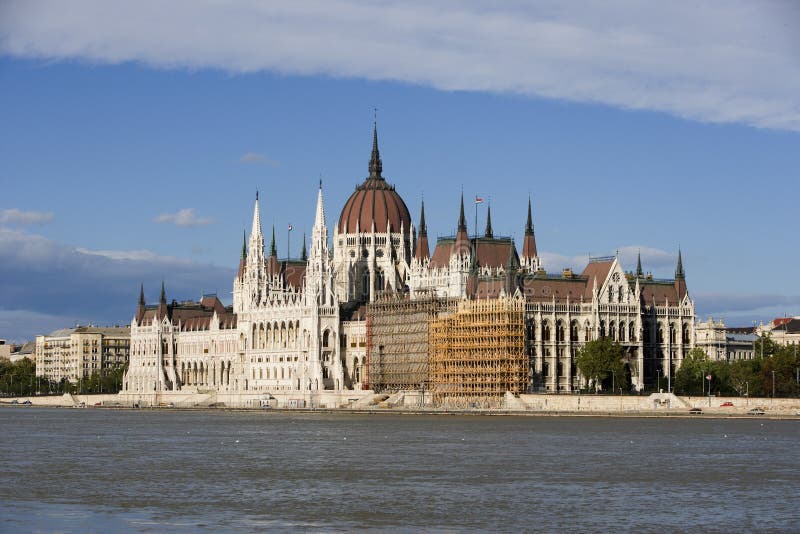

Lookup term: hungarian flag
[288,224,293,231]
[475,196,484,204]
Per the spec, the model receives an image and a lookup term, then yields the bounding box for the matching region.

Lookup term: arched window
[570,320,578,341]
[556,320,565,342]
[669,323,677,344]
[542,321,551,342]
[375,268,385,292]
[609,322,616,340]
[600,321,606,339]
[323,330,330,348]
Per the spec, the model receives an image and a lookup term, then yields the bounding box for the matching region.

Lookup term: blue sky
[1,1,799,341]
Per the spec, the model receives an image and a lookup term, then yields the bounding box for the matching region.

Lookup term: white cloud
[153,208,212,227]
[0,227,233,339]
[539,245,674,273]
[1,1,798,130]
[75,247,191,263]
[0,208,54,225]
[240,152,278,165]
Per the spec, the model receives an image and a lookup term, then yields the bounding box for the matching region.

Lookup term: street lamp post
[772,369,776,399]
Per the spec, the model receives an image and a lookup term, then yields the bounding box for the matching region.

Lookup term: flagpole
[474,197,478,241]
[287,226,291,260]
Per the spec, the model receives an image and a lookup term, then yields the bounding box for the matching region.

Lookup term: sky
[1,1,799,342]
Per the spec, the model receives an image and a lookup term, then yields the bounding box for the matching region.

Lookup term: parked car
[688,407,703,415]
[747,407,766,415]
[720,401,734,407]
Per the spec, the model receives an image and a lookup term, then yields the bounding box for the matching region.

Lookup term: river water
[0,408,798,533]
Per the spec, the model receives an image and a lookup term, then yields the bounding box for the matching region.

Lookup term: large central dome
[338,125,411,235]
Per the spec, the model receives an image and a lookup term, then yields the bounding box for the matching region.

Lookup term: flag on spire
[475,196,484,204]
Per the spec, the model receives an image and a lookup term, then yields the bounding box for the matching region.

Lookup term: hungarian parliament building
[123,126,694,397]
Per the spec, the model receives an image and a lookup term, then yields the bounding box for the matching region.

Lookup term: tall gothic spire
[525,196,534,234]
[241,230,247,260]
[314,181,326,232]
[455,192,470,257]
[160,280,166,304]
[522,196,538,261]
[675,248,685,279]
[301,233,307,261]
[636,250,643,278]
[269,225,277,257]
[485,204,494,238]
[457,192,467,232]
[368,121,383,179]
[138,283,145,306]
[415,198,430,261]
[251,191,263,238]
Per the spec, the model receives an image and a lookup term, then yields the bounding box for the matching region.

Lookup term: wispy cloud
[694,292,800,327]
[240,152,279,166]
[153,208,212,227]
[1,1,798,130]
[0,208,54,225]
[540,245,674,273]
[0,228,233,339]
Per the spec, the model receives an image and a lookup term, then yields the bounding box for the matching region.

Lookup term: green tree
[576,338,628,393]
[674,348,710,395]
[760,345,800,397]
[729,358,762,397]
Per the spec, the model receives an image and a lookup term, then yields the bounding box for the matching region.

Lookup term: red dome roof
[338,178,411,234]
[337,125,411,235]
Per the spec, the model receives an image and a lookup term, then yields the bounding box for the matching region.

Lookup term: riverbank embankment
[2,391,799,418]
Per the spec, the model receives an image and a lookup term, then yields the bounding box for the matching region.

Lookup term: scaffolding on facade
[429,295,527,407]
[366,294,455,392]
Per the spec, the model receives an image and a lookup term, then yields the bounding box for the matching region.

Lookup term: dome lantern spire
[368,121,383,179]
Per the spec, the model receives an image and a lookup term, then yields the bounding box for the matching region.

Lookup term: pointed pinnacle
[301,233,307,261]
[241,229,247,259]
[676,248,685,278]
[485,204,493,238]
[419,199,427,235]
[458,192,467,231]
[636,250,643,277]
[160,280,166,303]
[139,283,145,306]
[525,196,534,234]
[270,226,277,257]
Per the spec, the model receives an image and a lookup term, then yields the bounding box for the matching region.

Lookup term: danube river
[1,408,798,532]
